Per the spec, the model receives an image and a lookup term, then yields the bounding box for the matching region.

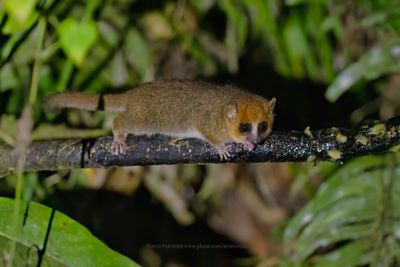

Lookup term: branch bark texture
[1,117,400,175]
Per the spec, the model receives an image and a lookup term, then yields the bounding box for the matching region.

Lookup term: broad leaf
[325,41,400,102]
[125,29,154,82]
[284,154,400,266]
[3,0,38,33]
[0,197,139,266]
[57,18,99,67]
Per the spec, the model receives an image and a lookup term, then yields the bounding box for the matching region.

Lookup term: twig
[1,117,400,176]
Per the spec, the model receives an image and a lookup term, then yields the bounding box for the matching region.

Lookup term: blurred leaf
[125,28,154,82]
[3,0,38,33]
[244,0,290,76]
[57,18,99,67]
[0,114,17,141]
[326,41,400,102]
[283,12,315,78]
[183,35,217,75]
[0,64,19,92]
[22,173,39,201]
[0,197,139,266]
[219,0,248,72]
[303,4,334,81]
[189,0,216,12]
[290,161,337,198]
[142,12,174,40]
[284,154,400,266]
[144,166,194,225]
[312,240,372,267]
[38,65,57,94]
[4,0,36,23]
[244,0,278,36]
[98,21,120,47]
[360,7,400,28]
[316,30,334,81]
[285,0,329,5]
[109,51,129,86]
[321,15,344,40]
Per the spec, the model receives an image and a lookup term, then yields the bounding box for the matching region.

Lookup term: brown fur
[43,80,276,159]
[43,92,125,112]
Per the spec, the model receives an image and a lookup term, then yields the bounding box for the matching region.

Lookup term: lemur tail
[43,92,125,112]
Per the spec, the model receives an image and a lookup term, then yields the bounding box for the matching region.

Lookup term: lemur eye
[239,123,251,133]
[258,122,268,133]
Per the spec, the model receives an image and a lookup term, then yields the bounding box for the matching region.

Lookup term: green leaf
[283,12,315,78]
[0,197,139,266]
[3,0,38,33]
[243,0,290,76]
[325,41,400,102]
[183,34,217,75]
[0,64,19,92]
[57,18,98,67]
[285,0,329,5]
[125,29,154,82]
[284,154,400,266]
[188,0,216,12]
[219,0,248,72]
[360,7,400,28]
[312,240,373,267]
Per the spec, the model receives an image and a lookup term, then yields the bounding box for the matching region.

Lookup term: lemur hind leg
[111,114,129,155]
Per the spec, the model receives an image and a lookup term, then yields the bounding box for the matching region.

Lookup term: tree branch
[1,117,400,176]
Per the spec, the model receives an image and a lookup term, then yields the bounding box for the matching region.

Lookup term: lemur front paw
[215,144,231,161]
[111,141,126,155]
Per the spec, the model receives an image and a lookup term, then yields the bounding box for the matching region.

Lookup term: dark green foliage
[0,197,139,266]
[2,0,400,266]
[284,154,400,266]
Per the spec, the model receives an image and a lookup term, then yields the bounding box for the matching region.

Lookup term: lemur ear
[269,98,276,111]
[226,104,237,121]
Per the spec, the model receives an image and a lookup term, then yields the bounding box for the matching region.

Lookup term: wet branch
[1,117,400,176]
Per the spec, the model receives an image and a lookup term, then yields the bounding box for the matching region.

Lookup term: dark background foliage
[2,0,400,266]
